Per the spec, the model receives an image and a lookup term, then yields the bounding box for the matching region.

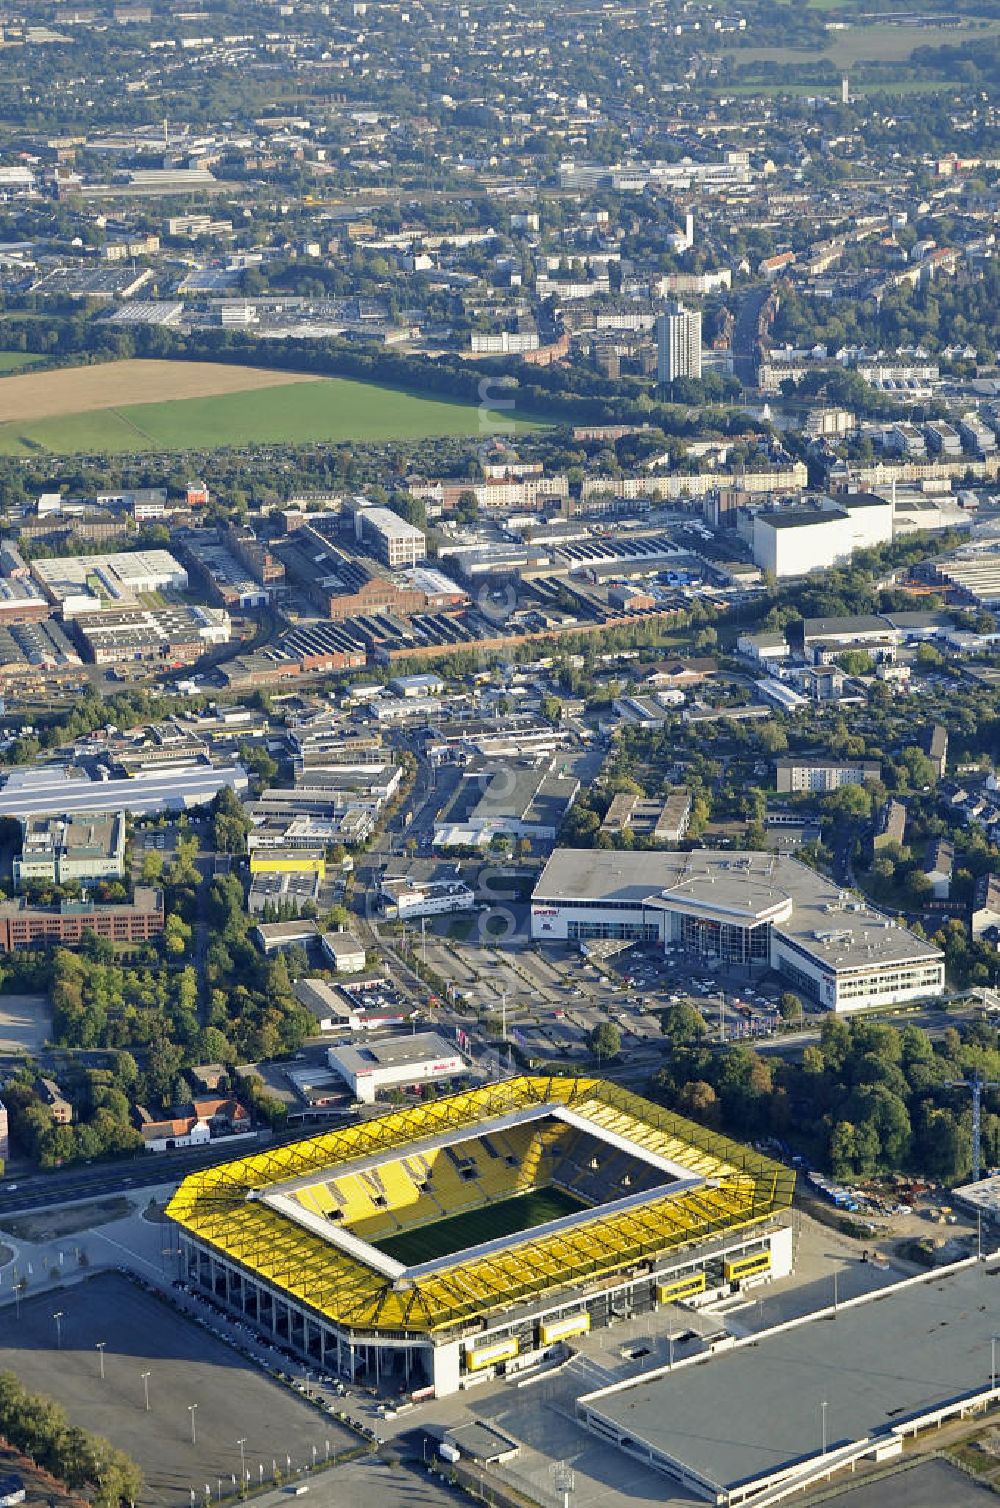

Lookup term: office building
[14,813,126,888]
[355,506,427,569]
[0,887,164,951]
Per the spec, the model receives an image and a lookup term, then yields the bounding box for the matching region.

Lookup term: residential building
[971,873,1000,939]
[775,759,880,794]
[35,1077,73,1124]
[923,838,954,900]
[656,302,702,384]
[922,724,949,780]
[137,1096,249,1153]
[873,799,907,854]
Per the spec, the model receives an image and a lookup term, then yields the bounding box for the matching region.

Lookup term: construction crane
[947,1072,1000,1183]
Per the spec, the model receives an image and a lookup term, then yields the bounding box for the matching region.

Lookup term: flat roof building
[355,506,427,570]
[0,886,163,951]
[14,812,126,888]
[379,877,476,920]
[752,496,893,580]
[247,869,322,916]
[532,848,943,1013]
[433,757,580,849]
[0,762,248,820]
[578,1258,1000,1505]
[327,1031,468,1103]
[319,931,366,974]
[775,758,880,794]
[31,549,187,616]
[601,789,691,844]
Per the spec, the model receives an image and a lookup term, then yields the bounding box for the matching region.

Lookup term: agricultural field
[0,357,541,455]
[0,351,45,372]
[712,15,1000,87]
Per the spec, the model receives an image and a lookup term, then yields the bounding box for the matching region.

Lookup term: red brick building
[0,887,164,951]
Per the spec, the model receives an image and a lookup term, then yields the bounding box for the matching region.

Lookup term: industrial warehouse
[166,1076,794,1397]
[578,1257,1000,1505]
[531,849,944,1012]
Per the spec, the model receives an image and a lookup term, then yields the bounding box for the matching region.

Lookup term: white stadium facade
[531,849,944,1013]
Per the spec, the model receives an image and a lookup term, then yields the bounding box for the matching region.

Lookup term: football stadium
[167,1076,795,1397]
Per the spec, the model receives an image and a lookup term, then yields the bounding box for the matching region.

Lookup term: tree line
[0,1370,142,1508]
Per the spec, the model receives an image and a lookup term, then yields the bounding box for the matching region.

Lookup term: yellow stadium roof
[166,1075,793,1334]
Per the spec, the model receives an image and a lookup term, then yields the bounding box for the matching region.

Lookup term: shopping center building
[531,849,944,1012]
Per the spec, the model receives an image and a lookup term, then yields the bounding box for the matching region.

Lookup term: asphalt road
[0,1130,306,1215]
[732,283,769,386]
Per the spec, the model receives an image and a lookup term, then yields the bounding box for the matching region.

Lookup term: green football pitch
[376,1186,586,1265]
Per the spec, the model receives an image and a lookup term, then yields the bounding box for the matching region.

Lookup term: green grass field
[377,1186,586,1265]
[0,351,45,373]
[0,374,544,456]
[712,16,1000,85]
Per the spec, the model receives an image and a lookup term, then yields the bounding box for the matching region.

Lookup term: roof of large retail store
[533,850,941,972]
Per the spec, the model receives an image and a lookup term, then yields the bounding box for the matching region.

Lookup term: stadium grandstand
[167,1075,794,1396]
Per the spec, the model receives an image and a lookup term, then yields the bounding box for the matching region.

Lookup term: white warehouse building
[327,1032,468,1104]
[751,495,893,579]
[531,849,943,1013]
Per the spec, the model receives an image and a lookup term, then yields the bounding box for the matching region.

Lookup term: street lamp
[237,1437,246,1490]
[52,1310,64,1349]
[141,1372,151,1412]
[821,1399,828,1455]
[188,1404,198,1446]
[992,1335,999,1390]
[96,1341,106,1380]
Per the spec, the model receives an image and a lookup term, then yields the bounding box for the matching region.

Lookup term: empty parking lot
[0,1274,351,1507]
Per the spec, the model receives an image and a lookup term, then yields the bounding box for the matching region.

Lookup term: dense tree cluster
[0,1370,142,1508]
[652,1016,1000,1185]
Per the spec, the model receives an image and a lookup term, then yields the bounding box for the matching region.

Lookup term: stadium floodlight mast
[141,1371,151,1412]
[188,1403,198,1445]
[52,1310,64,1349]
